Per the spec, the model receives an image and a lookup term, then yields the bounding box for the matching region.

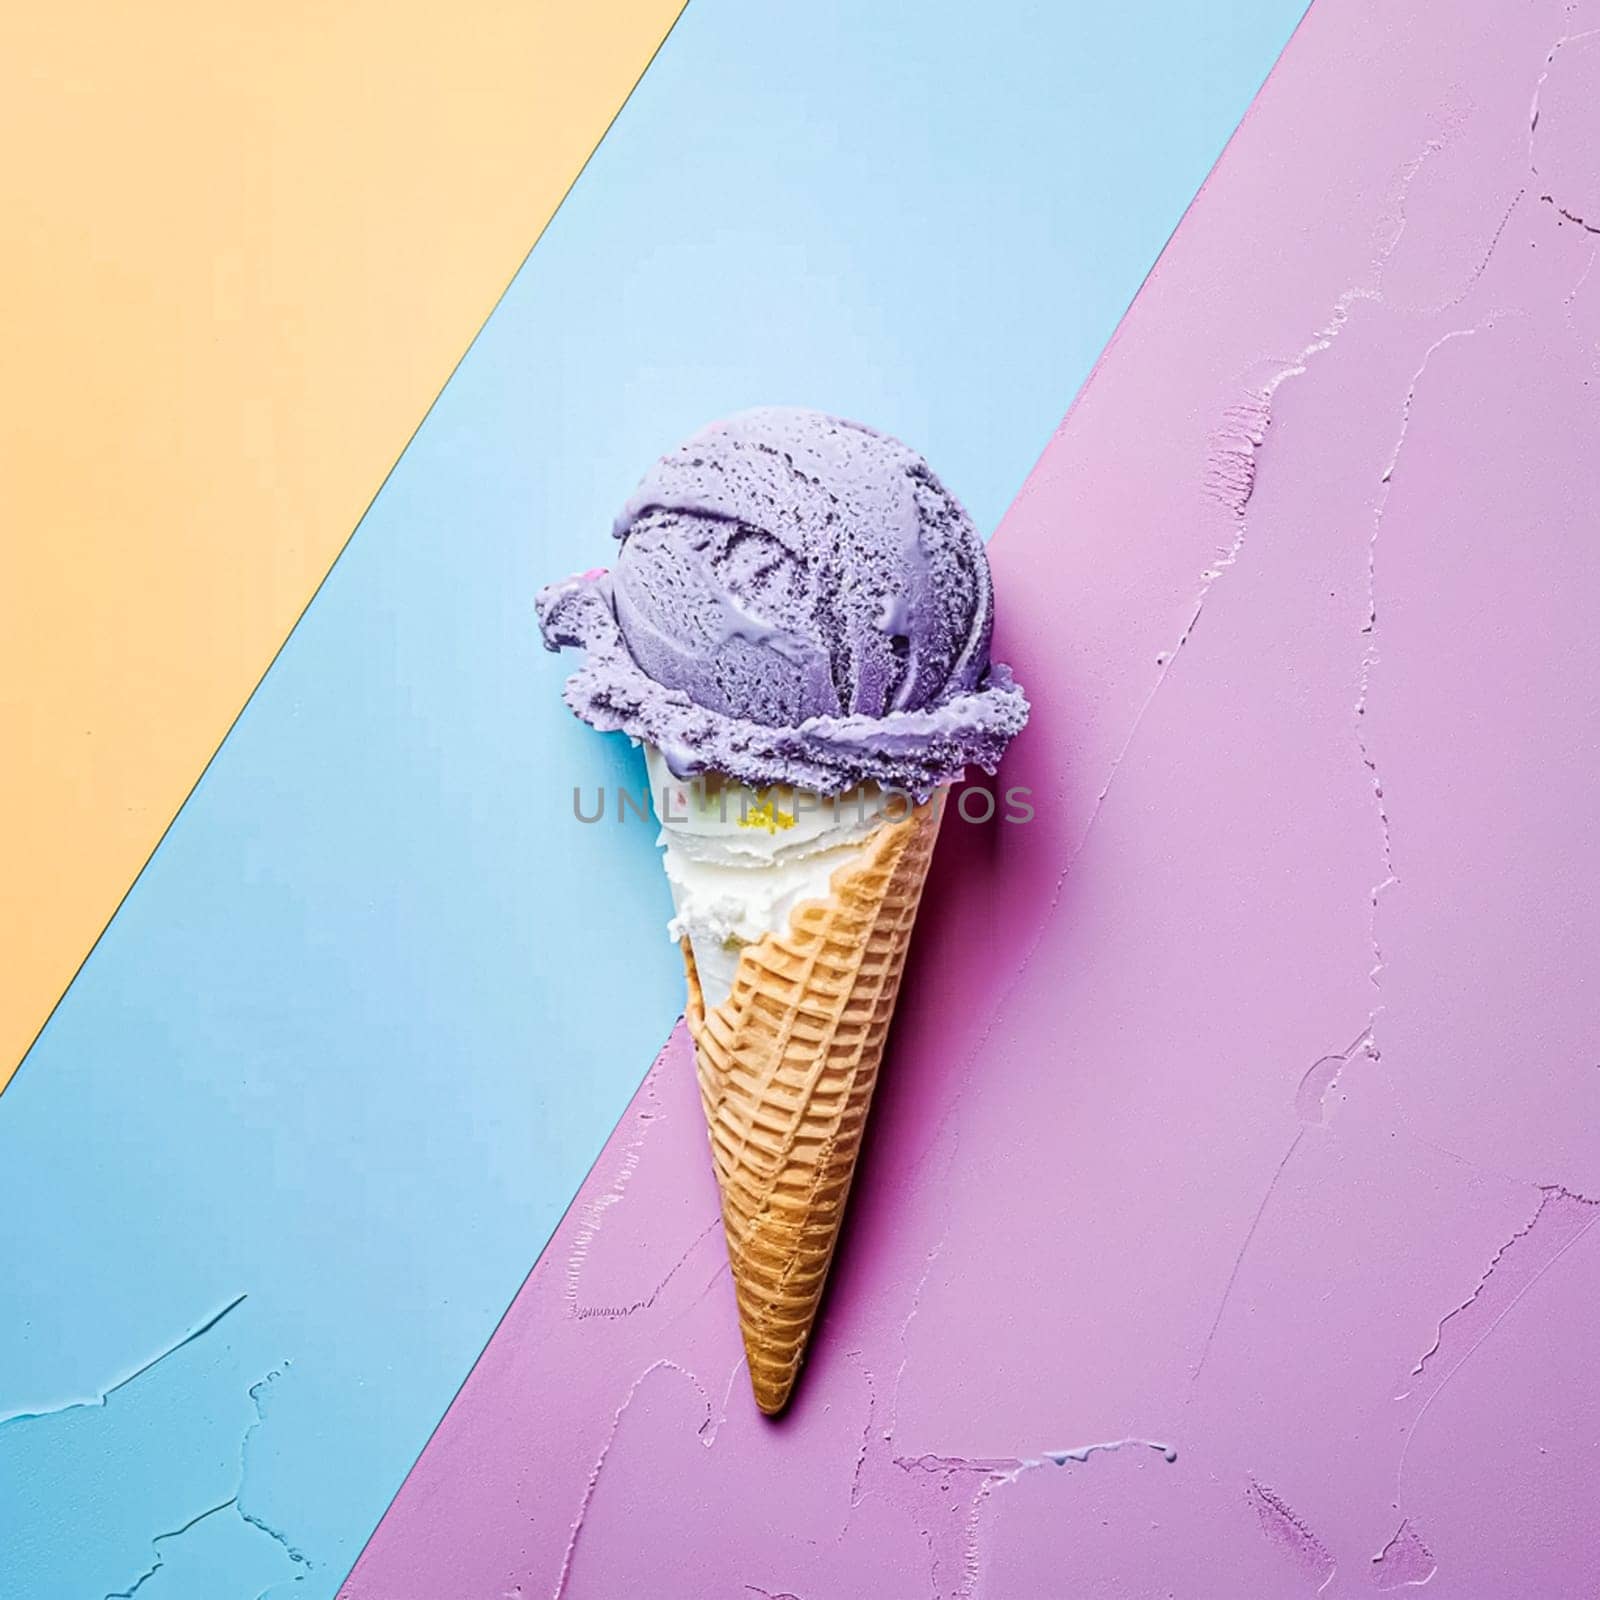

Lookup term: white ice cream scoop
[643,745,896,1008]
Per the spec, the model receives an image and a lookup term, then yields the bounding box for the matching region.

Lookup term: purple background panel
[343,0,1600,1593]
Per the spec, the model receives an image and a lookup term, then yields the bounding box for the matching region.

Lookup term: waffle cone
[682,795,943,1415]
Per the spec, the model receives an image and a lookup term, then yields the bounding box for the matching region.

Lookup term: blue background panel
[0,3,1306,1595]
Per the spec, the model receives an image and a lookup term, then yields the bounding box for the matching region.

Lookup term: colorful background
[6,1,1599,1596]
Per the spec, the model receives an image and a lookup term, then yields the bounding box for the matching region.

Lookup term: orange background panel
[0,0,684,1087]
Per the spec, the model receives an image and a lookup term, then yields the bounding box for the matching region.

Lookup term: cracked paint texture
[0,1298,305,1599]
[341,0,1600,1593]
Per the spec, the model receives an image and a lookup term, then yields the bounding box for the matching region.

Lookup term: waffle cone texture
[683,796,943,1415]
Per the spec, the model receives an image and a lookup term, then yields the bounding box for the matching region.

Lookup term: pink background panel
[344,0,1600,1594]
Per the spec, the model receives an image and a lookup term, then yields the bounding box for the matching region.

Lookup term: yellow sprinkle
[737,796,798,834]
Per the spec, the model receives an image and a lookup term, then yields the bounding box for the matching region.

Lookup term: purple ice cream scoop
[536,407,1028,799]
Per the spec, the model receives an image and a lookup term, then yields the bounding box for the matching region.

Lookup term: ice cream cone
[682,793,943,1414]
[538,408,1029,1413]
